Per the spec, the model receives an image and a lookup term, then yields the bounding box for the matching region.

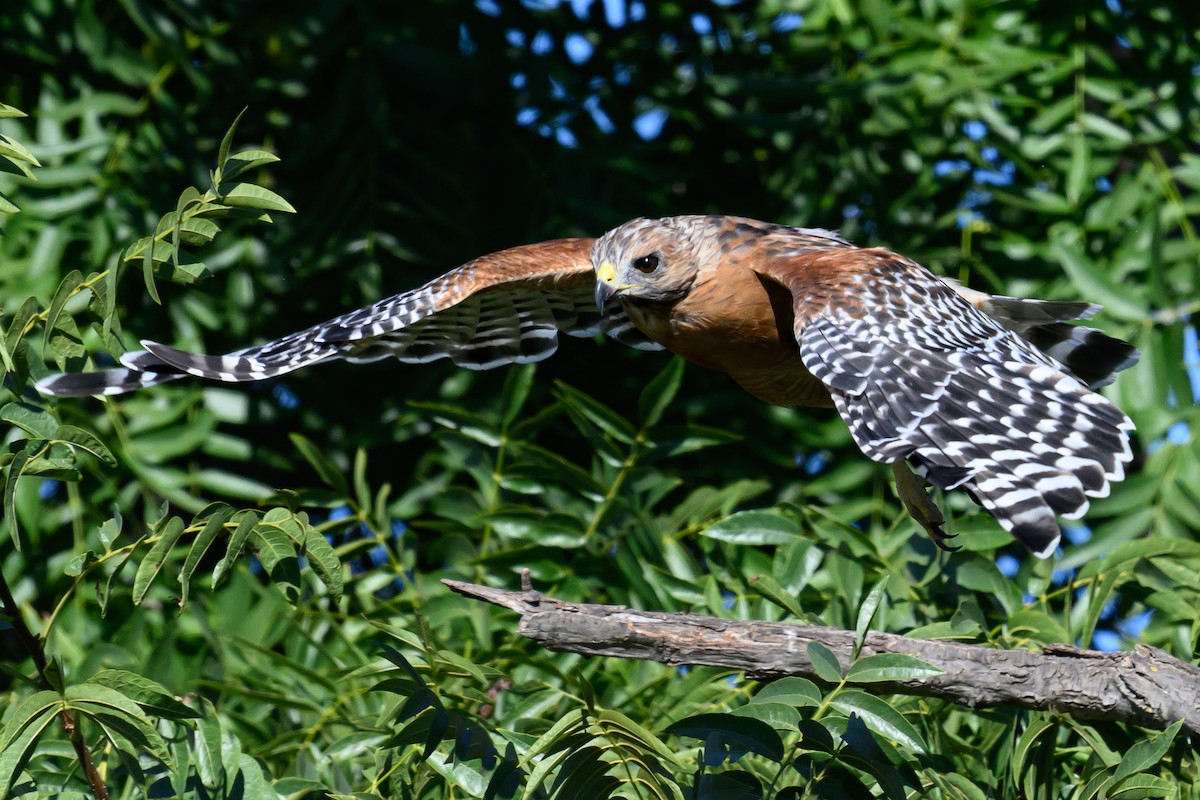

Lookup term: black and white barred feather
[35,240,659,398]
[798,250,1135,556]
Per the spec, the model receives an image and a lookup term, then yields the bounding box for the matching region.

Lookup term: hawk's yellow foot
[891,461,959,553]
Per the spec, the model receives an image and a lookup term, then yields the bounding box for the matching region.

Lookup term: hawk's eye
[633,254,660,273]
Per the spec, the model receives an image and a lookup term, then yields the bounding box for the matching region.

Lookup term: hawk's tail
[1024,320,1138,389]
[979,296,1139,388]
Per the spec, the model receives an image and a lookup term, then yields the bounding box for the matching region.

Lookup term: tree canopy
[2,1,1199,798]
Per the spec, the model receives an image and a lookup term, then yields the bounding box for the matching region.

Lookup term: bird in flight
[38,215,1137,557]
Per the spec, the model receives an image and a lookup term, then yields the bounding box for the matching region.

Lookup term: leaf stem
[584,432,646,543]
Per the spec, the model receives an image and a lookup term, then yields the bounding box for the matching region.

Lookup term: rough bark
[443,578,1200,735]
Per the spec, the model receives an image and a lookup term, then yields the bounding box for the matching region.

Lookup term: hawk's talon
[891,461,957,551]
[929,529,962,553]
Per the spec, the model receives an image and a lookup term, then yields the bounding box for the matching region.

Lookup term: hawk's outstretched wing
[37,239,660,397]
[757,247,1135,556]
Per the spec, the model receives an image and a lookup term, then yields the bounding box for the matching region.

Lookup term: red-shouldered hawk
[37,216,1137,556]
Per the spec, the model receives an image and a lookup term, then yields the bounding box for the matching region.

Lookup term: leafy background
[2,0,1199,797]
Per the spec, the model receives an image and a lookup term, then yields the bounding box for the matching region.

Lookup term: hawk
[37,215,1137,556]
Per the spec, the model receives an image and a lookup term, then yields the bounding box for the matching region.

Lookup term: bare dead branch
[443,578,1200,735]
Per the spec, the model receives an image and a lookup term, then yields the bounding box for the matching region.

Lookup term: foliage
[1,0,1199,798]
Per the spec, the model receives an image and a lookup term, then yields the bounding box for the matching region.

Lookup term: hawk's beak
[595,262,620,312]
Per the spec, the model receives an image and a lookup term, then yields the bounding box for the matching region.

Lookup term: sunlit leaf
[132,516,185,605]
[807,641,843,683]
[845,653,943,684]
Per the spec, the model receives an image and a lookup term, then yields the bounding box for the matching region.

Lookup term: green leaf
[853,576,888,656]
[829,689,927,752]
[553,382,638,443]
[252,525,302,603]
[217,108,246,173]
[1112,719,1182,782]
[100,546,138,617]
[0,150,36,178]
[98,264,120,339]
[665,712,785,761]
[354,449,371,512]
[435,649,488,684]
[0,402,58,439]
[753,677,822,707]
[213,510,258,588]
[64,550,98,576]
[1108,773,1177,799]
[731,702,800,731]
[169,251,210,284]
[4,441,40,550]
[179,505,235,606]
[807,641,843,682]
[0,696,61,799]
[187,469,269,501]
[937,772,989,800]
[194,697,224,789]
[412,401,503,446]
[40,270,83,355]
[71,703,172,770]
[845,653,943,683]
[4,296,39,356]
[1082,112,1133,145]
[142,233,161,304]
[132,516,186,605]
[65,681,152,719]
[88,669,200,720]
[169,187,200,272]
[0,690,63,751]
[1012,714,1057,781]
[47,312,85,365]
[97,513,121,551]
[0,131,40,168]
[598,708,683,766]
[748,573,804,618]
[1007,609,1070,644]
[303,521,344,601]
[234,753,272,800]
[1096,538,1200,572]
[54,425,117,466]
[216,182,296,214]
[499,363,537,427]
[1082,568,1121,649]
[220,149,280,182]
[290,433,348,493]
[837,712,921,800]
[637,357,684,427]
[1049,231,1146,322]
[178,216,221,246]
[23,441,78,481]
[702,510,802,545]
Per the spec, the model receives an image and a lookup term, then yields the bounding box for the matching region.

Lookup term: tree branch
[444,577,1200,736]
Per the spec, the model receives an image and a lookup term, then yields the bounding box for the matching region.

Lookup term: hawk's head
[592,216,716,311]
